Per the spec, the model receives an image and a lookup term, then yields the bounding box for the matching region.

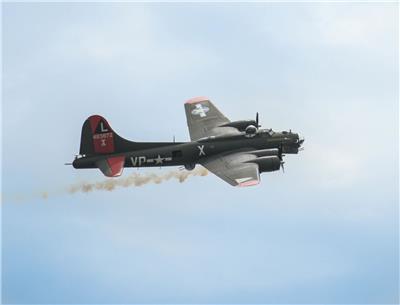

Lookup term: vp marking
[130,155,173,167]
[191,104,209,118]
[131,156,147,166]
[198,145,206,156]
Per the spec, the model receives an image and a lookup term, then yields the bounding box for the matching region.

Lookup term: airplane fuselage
[73,130,301,170]
[71,97,304,185]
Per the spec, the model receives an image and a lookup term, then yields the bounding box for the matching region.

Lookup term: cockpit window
[260,129,274,136]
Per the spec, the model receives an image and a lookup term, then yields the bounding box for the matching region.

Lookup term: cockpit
[259,128,275,136]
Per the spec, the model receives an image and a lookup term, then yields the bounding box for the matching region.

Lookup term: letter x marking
[198,145,206,156]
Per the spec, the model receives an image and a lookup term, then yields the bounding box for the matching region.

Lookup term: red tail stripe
[89,115,102,133]
[107,156,125,177]
[185,96,209,104]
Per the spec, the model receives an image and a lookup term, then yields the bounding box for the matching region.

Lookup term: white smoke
[68,167,208,194]
[1,167,208,203]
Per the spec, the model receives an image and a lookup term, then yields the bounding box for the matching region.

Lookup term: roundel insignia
[191,103,210,118]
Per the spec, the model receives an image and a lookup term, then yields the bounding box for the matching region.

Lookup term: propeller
[277,144,285,173]
[255,112,261,128]
[278,144,283,160]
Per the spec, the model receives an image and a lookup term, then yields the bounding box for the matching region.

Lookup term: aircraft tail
[78,115,180,157]
[76,115,182,177]
[79,115,120,156]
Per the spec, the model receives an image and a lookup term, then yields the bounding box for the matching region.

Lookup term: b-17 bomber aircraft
[71,97,304,187]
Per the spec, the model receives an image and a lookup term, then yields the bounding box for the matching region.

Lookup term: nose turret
[280,131,304,154]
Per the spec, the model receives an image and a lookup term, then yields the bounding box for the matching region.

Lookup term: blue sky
[2,2,399,304]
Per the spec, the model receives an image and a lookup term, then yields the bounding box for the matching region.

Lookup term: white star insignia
[155,155,164,165]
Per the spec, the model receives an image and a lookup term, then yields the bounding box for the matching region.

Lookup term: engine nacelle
[245,125,257,137]
[219,120,257,131]
[249,148,279,157]
[247,156,281,173]
[282,146,299,154]
[184,163,196,171]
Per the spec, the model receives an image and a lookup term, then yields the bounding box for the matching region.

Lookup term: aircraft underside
[71,97,303,186]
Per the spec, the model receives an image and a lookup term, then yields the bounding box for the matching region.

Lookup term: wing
[200,152,260,187]
[184,97,240,141]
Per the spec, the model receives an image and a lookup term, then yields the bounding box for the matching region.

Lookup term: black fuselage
[73,130,301,170]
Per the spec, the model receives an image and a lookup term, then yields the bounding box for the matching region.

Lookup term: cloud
[2,3,398,304]
[51,5,219,79]
[302,143,362,189]
[312,4,397,48]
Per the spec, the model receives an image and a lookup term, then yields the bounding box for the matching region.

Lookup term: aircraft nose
[297,136,305,150]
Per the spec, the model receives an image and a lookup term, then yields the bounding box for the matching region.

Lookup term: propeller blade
[256,112,260,127]
[278,144,283,160]
[281,161,285,173]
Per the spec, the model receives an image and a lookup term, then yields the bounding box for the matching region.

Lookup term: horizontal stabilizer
[96,156,125,177]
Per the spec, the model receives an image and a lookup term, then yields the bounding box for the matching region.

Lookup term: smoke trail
[1,168,208,203]
[68,167,208,194]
